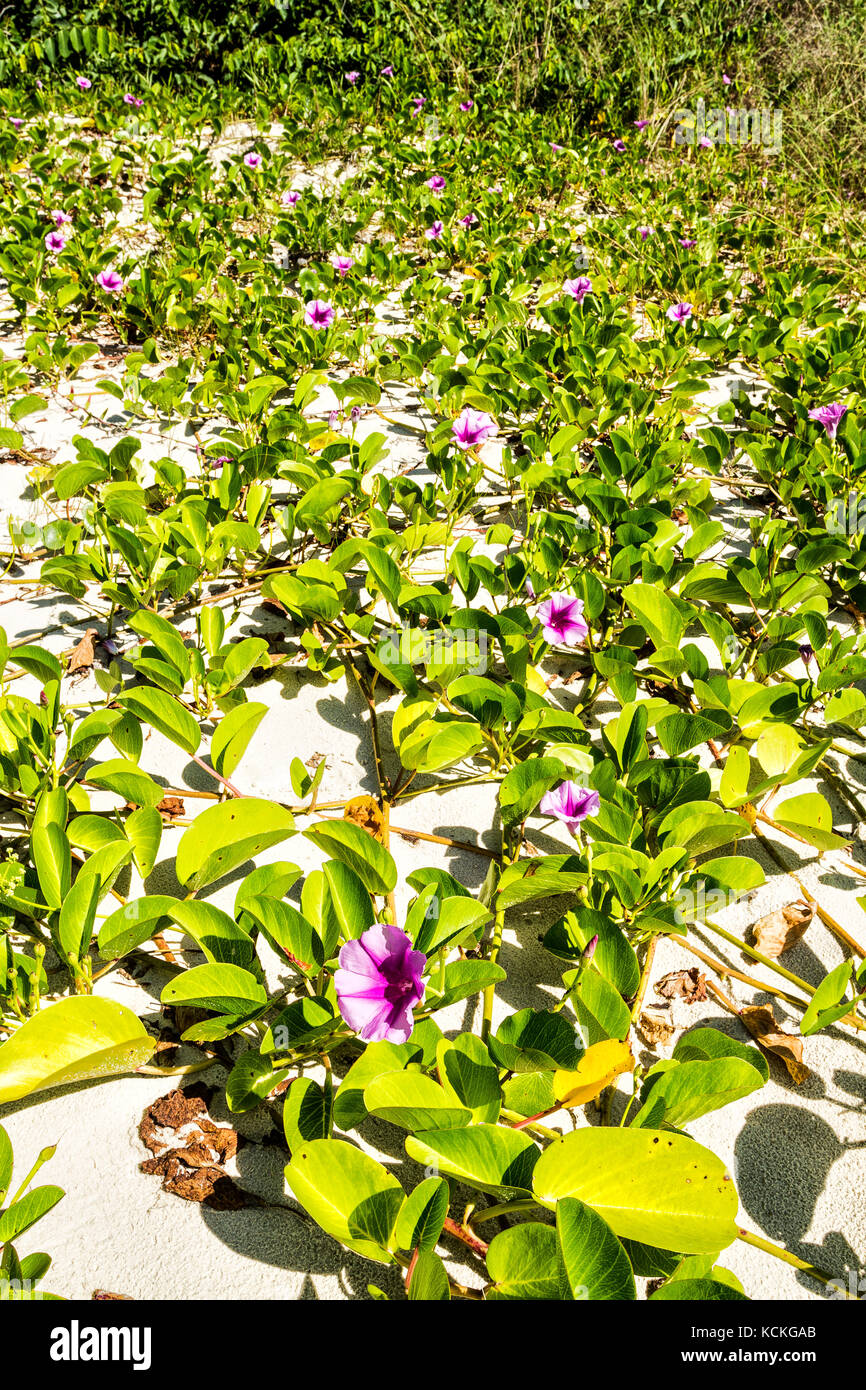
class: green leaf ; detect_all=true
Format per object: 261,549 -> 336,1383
225,1050 -> 283,1112
0,997 -> 153,1103
622,583 -> 685,649
634,1057 -> 765,1129
364,1072 -> 472,1132
408,1250 -> 451,1300
488,1008 -> 582,1072
160,963 -> 267,1015
405,1124 -> 539,1199
650,1278 -> 748,1301
262,997 -> 339,1052
436,1034 -> 501,1122
0,1187 -> 64,1245
116,687 -> 201,756
0,1125 -> 13,1204
86,758 -> 164,808
570,969 -> 631,1044
486,1224 -> 567,1299
125,806 -> 162,879
303,819 -> 397,895
673,1027 -> 768,1080
285,1138 -> 403,1263
210,702 -> 268,779
500,758 -> 568,829
532,1129 -> 739,1253
56,872 -> 100,964
31,823 -> 70,910
283,1078 -> 331,1150
773,793 -> 845,851
332,1041 -> 420,1131
394,1177 -> 449,1254
428,960 -> 506,1009
800,960 -> 855,1036
241,894 -> 323,973
322,859 -> 374,941
175,799 -> 295,889
556,1196 -> 636,1300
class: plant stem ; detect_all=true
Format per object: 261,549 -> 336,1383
736,1228 -> 855,1297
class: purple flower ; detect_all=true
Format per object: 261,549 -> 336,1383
134,98 -> 144,108
345,71 -> 360,84
679,237 -> 696,248
722,73 -> 732,85
328,409 -> 341,429
123,93 -> 136,105
304,299 -> 335,329
381,65 -> 394,76
487,181 -> 503,194
412,96 -> 426,111
10,117 -> 23,129
612,138 -> 626,152
95,269 -> 125,294
335,924 -> 426,1044
243,152 -> 262,169
638,225 -> 652,240
52,210 -> 72,226
76,77 -> 92,90
537,592 -> 589,646
425,220 -> 444,240
458,212 -> 477,226
563,276 -> 591,302
332,255 -> 353,277
698,137 -> 713,149
452,407 -> 495,451
539,781 -> 600,834
425,174 -> 446,192
550,141 -> 563,151
460,100 -> 474,111
799,644 -> 814,666
666,301 -> 693,323
808,401 -> 847,440
282,189 -> 301,207
634,119 -> 650,130
44,231 -> 67,254
350,405 -> 362,422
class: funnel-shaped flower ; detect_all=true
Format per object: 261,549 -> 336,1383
460,100 -> 474,111
637,225 -> 652,240
332,255 -> 354,277
345,71 -> 360,84
304,299 -> 335,329
282,189 -> 301,207
808,401 -> 847,440
52,210 -> 72,226
425,220 -> 444,240
564,276 -> 591,302
612,138 -> 626,152
679,238 -> 696,248
95,269 -> 125,294
335,924 -> 426,1043
539,781 -> 600,834
634,119 -> 650,130
458,212 -> 478,226
666,301 -> 693,323
381,65 -> 394,76
426,174 -> 446,192
452,407 -> 495,451
44,231 -> 67,253
76,76 -> 92,90
537,592 -> 588,645
243,152 -> 262,169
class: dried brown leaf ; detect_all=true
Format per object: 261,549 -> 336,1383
343,794 -> 387,845
155,795 -> 185,819
67,628 -> 98,675
740,1004 -> 811,1085
654,967 -> 708,1004
750,901 -> 814,958
638,1010 -> 676,1047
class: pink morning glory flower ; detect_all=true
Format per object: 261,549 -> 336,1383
52,210 -> 72,226
808,402 -> 847,440
539,781 -> 600,834
425,220 -> 444,240
488,181 -> 503,193
282,190 -> 301,207
44,231 -> 67,254
550,141 -> 563,151
304,299 -> 335,329
634,119 -> 650,129
243,152 -> 262,169
332,255 -> 353,277
426,174 -> 446,192
612,138 -> 626,152
564,276 -> 592,302
123,93 -> 136,104
95,269 -> 125,294
10,117 -> 23,128
335,924 -> 426,1044
412,96 -> 426,110
458,212 -> 477,226
345,71 -> 360,84
699,137 -> 713,149
460,100 -> 474,111
452,407 -> 495,451
76,77 -> 92,90
537,592 -> 589,646
638,225 -> 652,240
666,301 -> 693,323
679,238 -> 696,248
722,73 -> 732,84
381,65 -> 394,76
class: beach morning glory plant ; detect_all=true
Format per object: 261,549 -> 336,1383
334,925 -> 426,1043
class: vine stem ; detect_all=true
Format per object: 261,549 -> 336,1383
750,820 -> 866,958
736,1228 -> 856,1298
629,936 -> 659,1023
676,937 -> 807,1010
